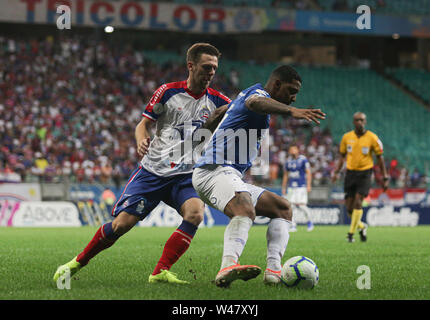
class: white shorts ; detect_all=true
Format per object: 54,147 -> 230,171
192,165 -> 266,212
285,187 -> 308,205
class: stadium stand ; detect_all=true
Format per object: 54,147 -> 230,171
291,66 -> 430,176
0,36 -> 428,188
213,60 -> 430,178
386,68 -> 430,104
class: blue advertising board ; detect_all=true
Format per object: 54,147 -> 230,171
69,184 -> 430,226
344,204 -> 430,227
295,10 -> 430,37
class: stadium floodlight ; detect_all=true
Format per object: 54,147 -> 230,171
104,26 -> 114,33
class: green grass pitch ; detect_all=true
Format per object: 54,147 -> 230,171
1,225 -> 429,300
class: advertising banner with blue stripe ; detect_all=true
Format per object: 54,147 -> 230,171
345,204 -> 430,227
1,1 -> 429,37
295,10 -> 430,37
138,203 -> 342,227
0,0 -> 262,33
70,184 -> 430,226
296,10 -> 363,35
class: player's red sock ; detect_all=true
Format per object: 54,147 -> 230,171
152,220 -> 197,275
76,222 -> 120,266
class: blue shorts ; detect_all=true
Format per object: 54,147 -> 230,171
112,166 -> 199,220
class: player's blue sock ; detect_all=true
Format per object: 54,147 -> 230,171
178,219 -> 198,237
102,221 -> 121,241
76,222 -> 120,266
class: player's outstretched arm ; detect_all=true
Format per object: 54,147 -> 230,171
245,96 -> 325,124
135,117 -> 155,157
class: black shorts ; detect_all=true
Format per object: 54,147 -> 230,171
344,169 -> 372,199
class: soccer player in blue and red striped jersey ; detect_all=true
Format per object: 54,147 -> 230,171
53,43 -> 231,284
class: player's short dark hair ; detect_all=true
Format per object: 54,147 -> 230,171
186,43 -> 221,63
270,65 -> 302,84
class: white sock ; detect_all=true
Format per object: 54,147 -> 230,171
299,205 -> 312,223
291,204 -> 298,227
220,216 -> 253,270
266,218 -> 291,271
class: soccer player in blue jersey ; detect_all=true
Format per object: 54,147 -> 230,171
192,65 -> 325,287
282,145 -> 314,232
53,43 -> 231,285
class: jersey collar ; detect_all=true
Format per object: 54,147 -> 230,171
354,129 -> 367,138
183,80 -> 207,100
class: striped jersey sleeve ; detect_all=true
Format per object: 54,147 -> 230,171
372,133 -> 384,155
207,88 -> 232,108
142,84 -> 169,121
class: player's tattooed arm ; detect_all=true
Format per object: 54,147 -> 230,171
135,117 -> 155,157
245,96 -> 325,124
201,104 -> 229,133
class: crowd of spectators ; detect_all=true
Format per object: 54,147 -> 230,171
0,35 -> 427,188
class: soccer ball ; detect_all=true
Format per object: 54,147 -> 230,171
281,256 -> 319,289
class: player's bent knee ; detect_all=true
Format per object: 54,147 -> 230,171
183,210 -> 204,226
245,210 -> 256,221
112,211 -> 139,236
181,198 -> 205,226
232,205 -> 256,221
225,194 -> 256,221
277,198 -> 292,221
111,221 -> 130,236
232,210 -> 256,221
